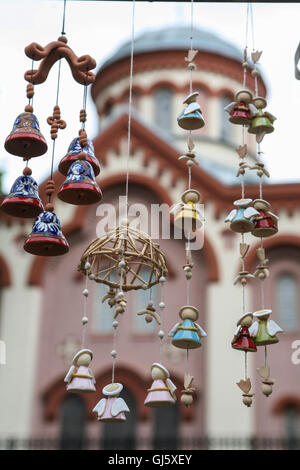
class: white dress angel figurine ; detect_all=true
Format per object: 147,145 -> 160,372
64,349 -> 96,393
93,383 -> 130,423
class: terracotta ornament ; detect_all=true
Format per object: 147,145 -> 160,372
170,189 -> 204,232
181,373 -> 195,407
225,198 -> 260,233
248,97 -> 276,143
144,363 -> 177,408
224,89 -> 258,126
177,92 -> 205,130
1,171 -> 43,218
232,312 -> 257,352
236,378 -> 254,407
249,309 -> 283,346
64,349 -> 96,393
58,136 -> 100,176
251,199 -> 278,238
58,160 -> 102,205
93,383 -> 130,423
5,112 -> 48,159
169,305 -> 207,349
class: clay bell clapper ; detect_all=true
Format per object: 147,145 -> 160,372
172,189 -> 203,232
5,112 -> 47,158
58,160 -> 102,205
1,168 -> 43,218
177,92 -> 205,130
225,198 -> 260,233
24,209 -> 69,256
225,90 -> 256,126
251,199 -> 278,238
58,136 -> 100,176
248,97 -> 276,142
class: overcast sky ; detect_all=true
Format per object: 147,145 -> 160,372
0,1 -> 299,193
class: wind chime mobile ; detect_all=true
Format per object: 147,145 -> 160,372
224,3 -> 283,407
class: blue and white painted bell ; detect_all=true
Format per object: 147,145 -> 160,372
58,160 -> 102,205
177,92 -> 205,130
24,210 -> 69,256
58,136 -> 100,176
1,173 -> 44,218
225,198 -> 260,233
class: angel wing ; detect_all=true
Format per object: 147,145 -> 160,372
225,209 -> 237,223
64,365 -> 76,384
184,102 -> 200,115
224,102 -> 236,114
248,103 -> 258,116
267,211 -> 279,221
195,323 -> 207,338
244,207 -> 260,220
92,398 -> 106,417
267,319 -> 283,336
264,112 -> 276,123
168,323 -> 180,337
234,325 -> 242,336
249,321 -> 259,337
165,378 -> 177,397
88,368 -> 96,385
169,203 -> 182,215
111,397 -> 130,417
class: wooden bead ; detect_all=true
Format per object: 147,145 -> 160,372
45,203 -> 54,211
80,109 -> 87,122
58,35 -> 68,44
24,104 -> 33,113
145,314 -> 153,323
23,167 -> 32,176
26,84 -> 34,99
251,69 -> 260,77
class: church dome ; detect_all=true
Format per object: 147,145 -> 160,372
101,25 -> 243,70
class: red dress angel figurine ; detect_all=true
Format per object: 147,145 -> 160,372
232,312 -> 257,352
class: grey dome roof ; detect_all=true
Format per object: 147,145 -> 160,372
101,25 -> 243,70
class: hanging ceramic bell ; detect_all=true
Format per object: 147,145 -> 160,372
249,309 -> 283,346
93,383 -> 130,423
225,198 -> 260,233
24,209 -> 69,256
58,136 -> 100,176
57,160 -> 102,205
231,312 -> 257,352
248,97 -> 276,142
144,363 -> 177,408
169,306 -> 207,349
64,349 -> 96,393
177,92 -> 205,130
251,199 -> 278,238
171,189 -> 203,232
1,171 -> 43,218
5,112 -> 47,158
224,90 -> 257,126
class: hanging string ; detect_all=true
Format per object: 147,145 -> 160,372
189,0 -> 194,94
61,0 -> 67,36
245,351 -> 248,379
125,0 -> 136,220
249,2 -> 255,52
159,281 -> 165,365
185,348 -> 190,375
81,269 -> 89,348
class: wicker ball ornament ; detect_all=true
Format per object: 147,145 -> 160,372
78,223 -> 167,292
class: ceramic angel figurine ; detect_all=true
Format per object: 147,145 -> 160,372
232,312 -> 257,352
177,92 -> 205,130
169,305 -> 207,349
93,383 -> 130,423
224,89 -> 258,126
248,97 -> 276,143
144,363 -> 177,407
249,309 -> 283,346
64,349 -> 96,393
170,189 -> 204,232
225,198 -> 260,233
251,199 -> 278,238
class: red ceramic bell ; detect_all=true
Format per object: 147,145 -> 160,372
57,160 -> 102,206
1,170 -> 44,218
251,199 -> 278,238
229,102 -> 251,125
58,136 -> 100,176
232,313 -> 257,353
24,209 -> 69,256
5,112 -> 47,158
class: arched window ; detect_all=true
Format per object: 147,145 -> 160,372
59,395 -> 86,449
276,273 -> 298,332
100,388 -> 137,450
220,94 -> 233,142
154,87 -> 173,132
153,402 -> 179,449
